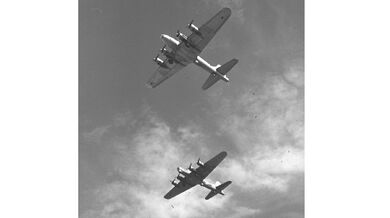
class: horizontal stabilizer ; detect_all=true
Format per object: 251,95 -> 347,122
205,190 -> 218,200
216,59 -> 238,75
205,181 -> 232,200
202,59 -> 238,90
216,180 -> 232,191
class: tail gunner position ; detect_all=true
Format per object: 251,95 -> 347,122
147,8 -> 238,90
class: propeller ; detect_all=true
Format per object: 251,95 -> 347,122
170,179 -> 178,186
160,45 -> 166,53
188,163 -> 192,169
188,19 -> 194,28
197,158 -> 204,166
153,54 -> 159,61
176,30 -> 180,37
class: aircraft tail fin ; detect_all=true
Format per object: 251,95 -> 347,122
201,59 -> 238,90
205,181 -> 232,200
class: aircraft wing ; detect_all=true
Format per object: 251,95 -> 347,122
195,151 -> 227,179
188,8 -> 232,52
146,60 -> 186,88
164,181 -> 196,199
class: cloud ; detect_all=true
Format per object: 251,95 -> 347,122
221,146 -> 303,192
205,61 -> 304,193
80,68 -> 304,218
80,1 -> 304,217
283,65 -> 304,88
80,26 -> 303,218
226,206 -> 261,218
80,109 -> 256,218
211,72 -> 303,147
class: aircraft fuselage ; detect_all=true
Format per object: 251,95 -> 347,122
148,8 -> 237,90
177,167 -> 202,185
200,180 -> 224,195
161,34 -> 197,64
160,34 -> 229,82
176,166 -> 222,194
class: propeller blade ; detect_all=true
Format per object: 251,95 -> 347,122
189,163 -> 192,169
176,30 -> 180,37
188,19 -> 194,27
160,45 -> 166,53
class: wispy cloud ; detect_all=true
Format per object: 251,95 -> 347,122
221,146 -> 303,192
80,60 -> 304,217
226,206 -> 261,218
205,58 -> 304,194
80,109 -> 257,218
80,70 -> 303,218
80,1 -> 303,217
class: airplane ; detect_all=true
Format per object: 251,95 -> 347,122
146,8 -> 238,90
164,151 -> 232,200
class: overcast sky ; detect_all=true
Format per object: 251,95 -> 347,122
79,0 -> 304,218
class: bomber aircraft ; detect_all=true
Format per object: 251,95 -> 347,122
164,151 -> 232,200
147,8 -> 238,90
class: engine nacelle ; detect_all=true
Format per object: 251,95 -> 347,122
177,167 -> 190,175
189,165 -> 196,172
176,31 -> 188,42
161,47 -> 173,59
153,55 -> 165,66
177,173 -> 186,181
188,22 -> 201,35
171,179 -> 180,186
197,159 -> 204,167
160,47 -> 168,55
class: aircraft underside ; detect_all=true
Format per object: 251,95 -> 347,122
165,151 -> 232,200
147,7 -> 237,90
161,34 -> 230,82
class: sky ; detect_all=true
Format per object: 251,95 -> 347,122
79,0 -> 304,218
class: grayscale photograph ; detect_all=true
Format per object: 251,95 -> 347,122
80,0 -> 304,217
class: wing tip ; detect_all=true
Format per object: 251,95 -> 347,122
221,7 -> 232,16
219,151 -> 227,157
145,82 -> 156,88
